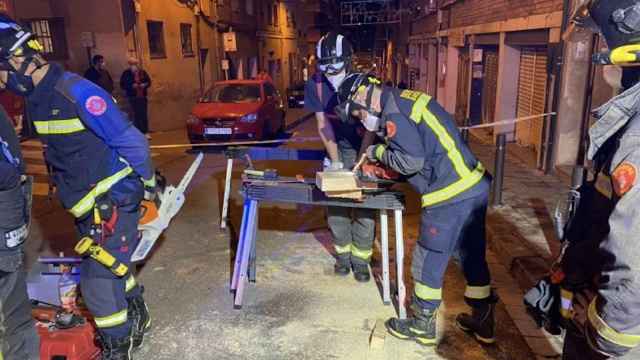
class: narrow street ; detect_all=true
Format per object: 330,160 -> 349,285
25,109 -> 535,359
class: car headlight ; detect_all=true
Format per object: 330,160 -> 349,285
240,113 -> 257,123
187,115 -> 200,125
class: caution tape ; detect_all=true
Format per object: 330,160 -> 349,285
149,133 -> 321,149
149,113 -> 555,149
459,112 -> 556,130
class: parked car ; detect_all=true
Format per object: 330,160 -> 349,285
286,81 -> 305,108
187,79 -> 286,143
0,90 -> 25,136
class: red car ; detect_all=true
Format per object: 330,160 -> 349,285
187,79 -> 286,143
0,90 -> 24,135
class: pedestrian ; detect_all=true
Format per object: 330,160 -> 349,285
84,54 -> 114,94
555,1 -> 640,358
337,73 -> 495,346
304,32 -> 377,282
0,15 -> 154,359
120,58 -> 152,139
0,106 -> 39,360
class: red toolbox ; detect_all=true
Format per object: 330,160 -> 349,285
34,307 -> 101,360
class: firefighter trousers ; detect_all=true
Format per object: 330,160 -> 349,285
76,200 -> 143,340
0,269 -> 40,360
412,192 -> 492,310
328,144 -> 375,265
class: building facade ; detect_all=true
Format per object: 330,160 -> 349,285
8,0 -> 307,131
382,0 -> 620,174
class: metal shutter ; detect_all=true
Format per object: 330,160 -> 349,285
481,51 -> 498,125
516,48 -> 548,154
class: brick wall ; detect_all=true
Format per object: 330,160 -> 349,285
448,0 -> 563,28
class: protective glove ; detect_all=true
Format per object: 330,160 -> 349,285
328,161 -> 344,171
366,145 -> 379,163
143,174 -> 157,201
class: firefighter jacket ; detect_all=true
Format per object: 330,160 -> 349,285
0,107 -> 31,273
371,88 -> 490,208
26,63 -> 154,219
583,81 -> 640,358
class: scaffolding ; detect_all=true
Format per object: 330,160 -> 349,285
340,0 -> 401,26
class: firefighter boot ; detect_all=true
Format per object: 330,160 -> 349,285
128,295 -> 152,350
385,306 -> 437,346
99,334 -> 133,360
334,253 -> 351,276
456,295 -> 498,344
352,262 -> 370,283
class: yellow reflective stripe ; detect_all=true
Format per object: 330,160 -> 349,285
351,245 -> 372,261
143,176 -> 156,188
464,285 -> 491,300
409,94 -> 431,123
33,118 -> 85,134
420,105 -> 470,178
375,145 -> 386,161
415,282 -> 442,301
69,166 -> 134,218
421,163 -> 485,207
334,244 -> 351,255
125,275 -> 137,292
588,297 -> 640,348
94,309 -> 128,328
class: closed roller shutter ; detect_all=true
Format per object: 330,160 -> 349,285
481,51 -> 498,126
516,48 -> 548,155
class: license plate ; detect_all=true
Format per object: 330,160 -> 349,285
298,100 -> 305,105
205,127 -> 232,135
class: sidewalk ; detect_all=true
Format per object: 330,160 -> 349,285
469,130 -> 570,358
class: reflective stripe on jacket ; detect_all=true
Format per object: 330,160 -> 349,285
375,88 -> 489,208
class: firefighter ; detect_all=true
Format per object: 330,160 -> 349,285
559,1 -> 640,358
304,32 -> 376,282
337,73 -> 496,346
0,106 -> 39,359
0,15 -> 152,359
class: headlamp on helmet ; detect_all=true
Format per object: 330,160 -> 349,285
317,32 -> 353,75
335,73 -> 382,122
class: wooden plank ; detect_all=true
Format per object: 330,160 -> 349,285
325,190 -> 363,200
369,319 -> 387,351
316,171 -> 360,192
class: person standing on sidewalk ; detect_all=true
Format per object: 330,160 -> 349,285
0,106 -> 39,359
559,1 -> 640,358
120,58 -> 151,139
0,15 -> 154,359
84,54 -> 114,94
304,32 -> 376,282
338,73 -> 495,346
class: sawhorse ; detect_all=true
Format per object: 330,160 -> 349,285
220,147 -> 326,229
230,180 -> 408,319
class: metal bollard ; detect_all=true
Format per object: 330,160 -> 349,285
492,133 -> 507,206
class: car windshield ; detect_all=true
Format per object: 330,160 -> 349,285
201,84 -> 261,103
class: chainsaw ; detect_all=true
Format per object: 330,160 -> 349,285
132,152 -> 204,262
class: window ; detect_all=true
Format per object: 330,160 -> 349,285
147,20 -> 166,59
246,0 -> 254,16
266,3 -> 272,25
273,4 -> 278,26
202,84 -> 261,103
180,23 -> 194,57
27,18 -> 68,60
231,0 -> 240,12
